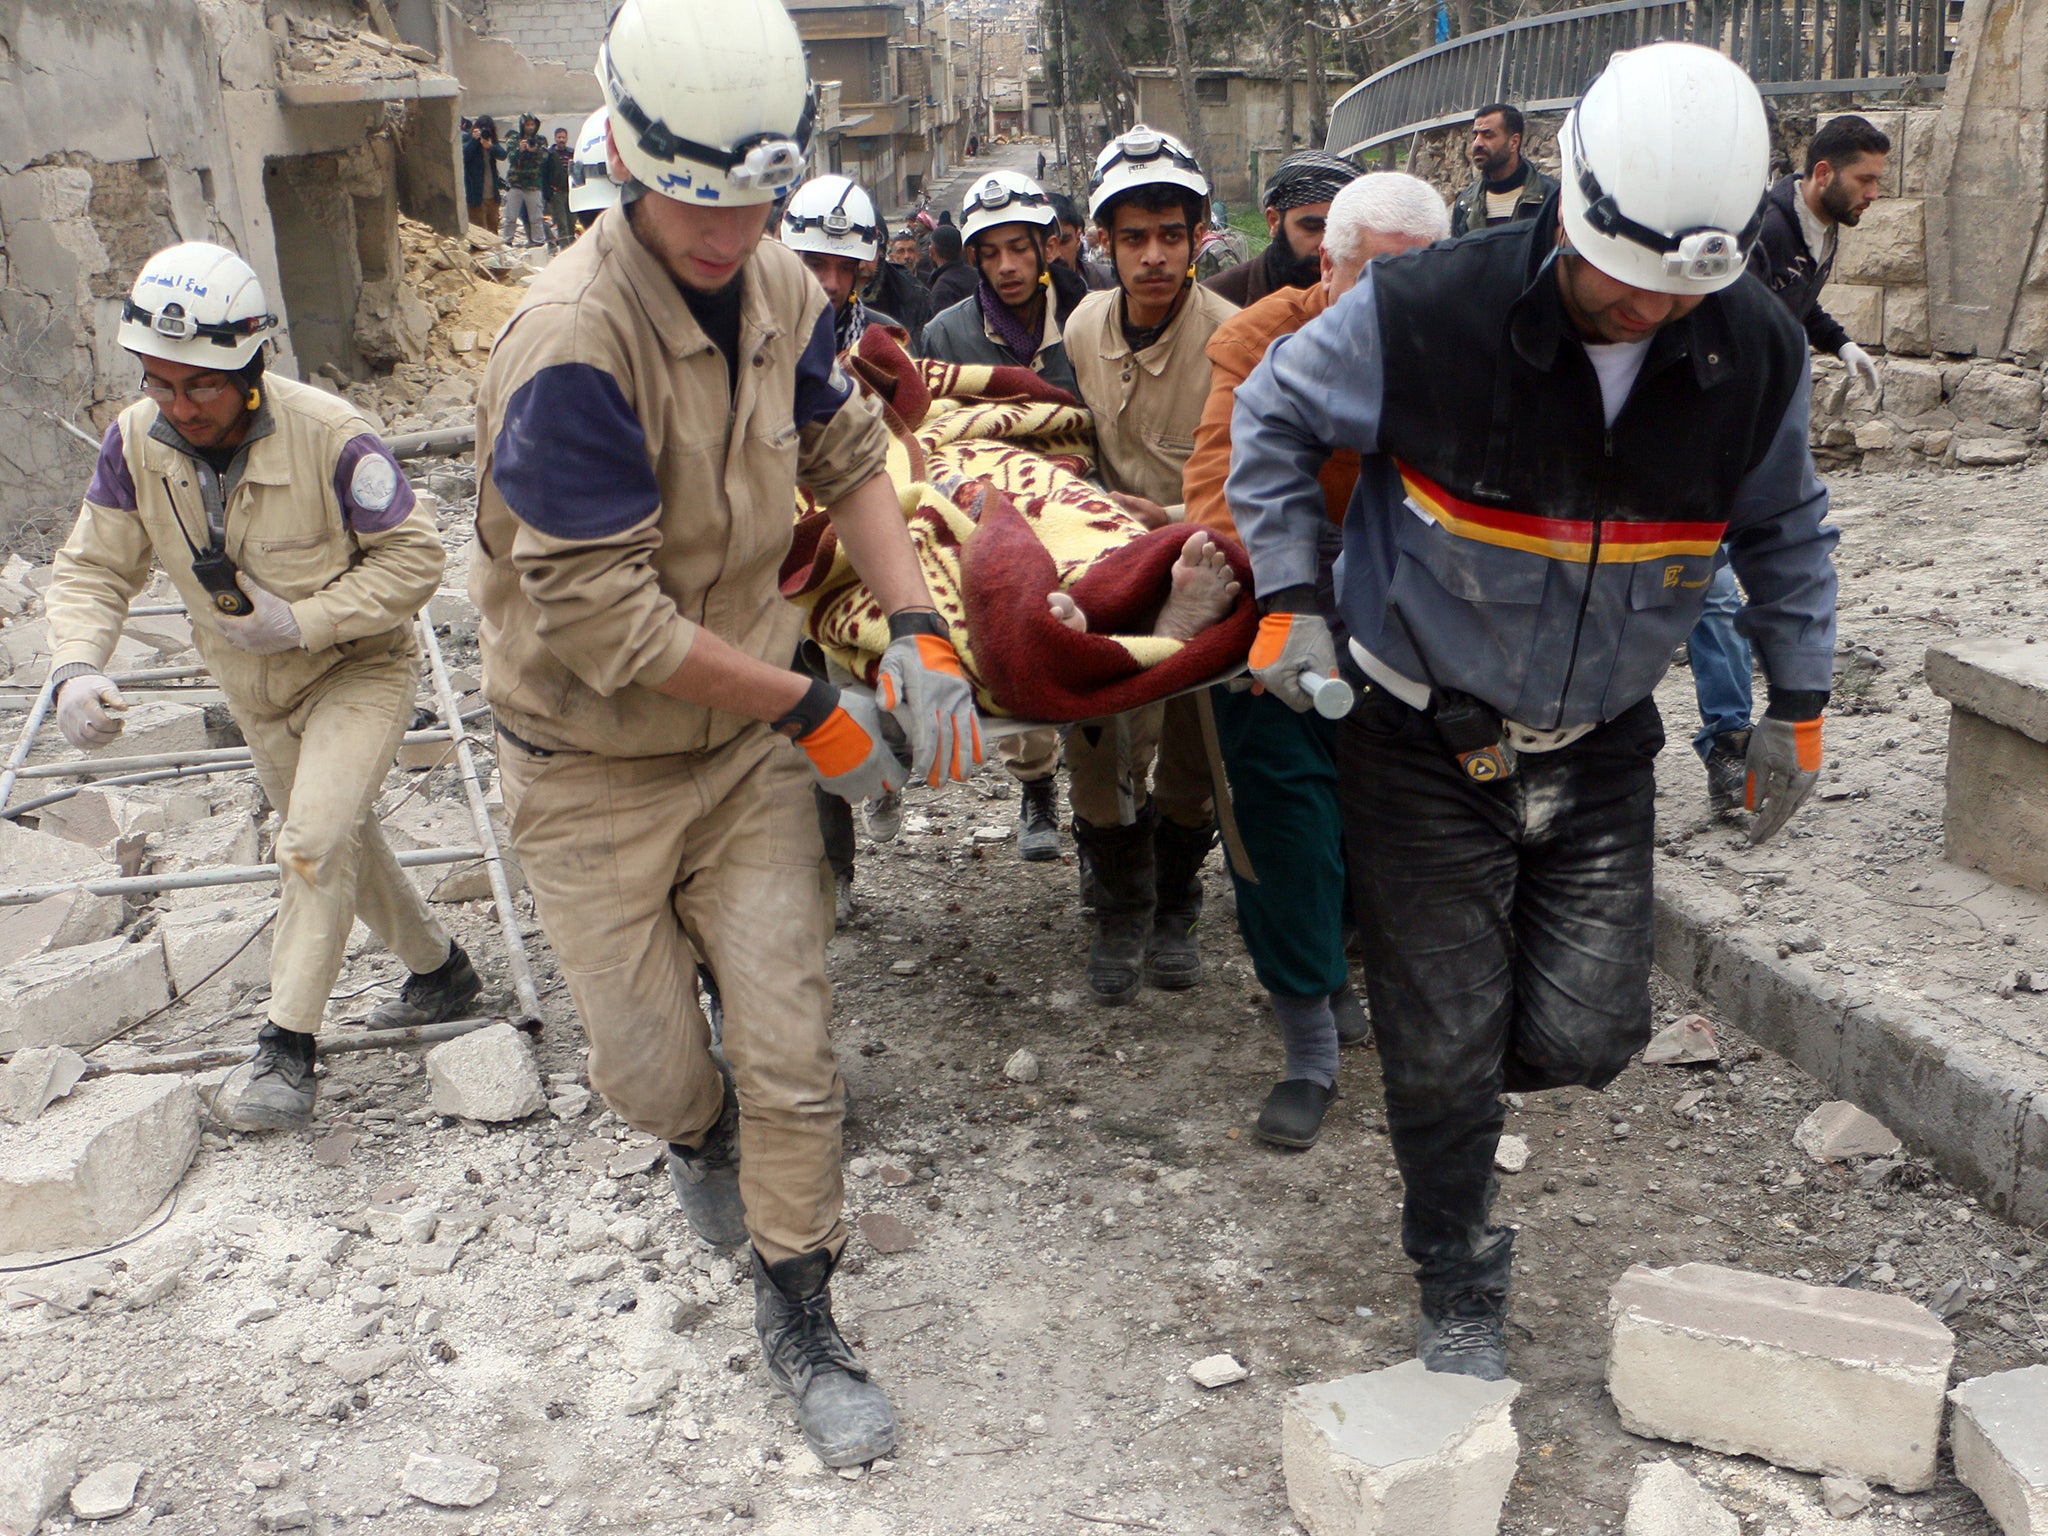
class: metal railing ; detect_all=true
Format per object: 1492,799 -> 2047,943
1327,0 -> 1952,155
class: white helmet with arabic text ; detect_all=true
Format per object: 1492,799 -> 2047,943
959,169 -> 1057,244
781,175 -> 882,261
117,242 -> 275,371
1087,125 -> 1210,226
569,107 -> 620,214
596,0 -> 815,206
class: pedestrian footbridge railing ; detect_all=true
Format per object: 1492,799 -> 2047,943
1326,0 -> 1952,156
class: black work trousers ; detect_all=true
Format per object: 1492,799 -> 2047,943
1337,689 -> 1662,1284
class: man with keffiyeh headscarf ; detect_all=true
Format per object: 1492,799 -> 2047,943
1205,150 -> 1366,308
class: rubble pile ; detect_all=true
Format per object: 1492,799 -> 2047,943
339,218 -> 529,436
278,15 -> 439,82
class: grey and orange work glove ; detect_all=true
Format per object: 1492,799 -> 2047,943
876,611 -> 984,787
52,669 -> 127,751
1248,589 -> 1337,714
1745,698 -> 1825,845
777,676 -> 907,806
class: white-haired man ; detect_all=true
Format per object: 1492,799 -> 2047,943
1184,174 -> 1448,1151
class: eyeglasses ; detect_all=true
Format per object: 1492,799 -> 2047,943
140,377 -> 237,406
1570,118 -> 1763,283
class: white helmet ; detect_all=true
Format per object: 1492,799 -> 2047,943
1087,125 -> 1210,225
1561,43 -> 1770,296
781,175 -> 882,262
118,242 -> 275,371
596,0 -> 815,207
959,169 -> 1056,244
568,107 -> 620,214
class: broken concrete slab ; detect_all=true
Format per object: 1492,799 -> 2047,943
1794,1101 -> 1904,1162
1949,1365 -> 2048,1536
1820,1475 -> 1875,1518
1188,1353 -> 1248,1389
146,810 -> 262,880
159,899 -> 274,996
400,1451 -> 498,1508
429,838 -> 524,903
110,700 -> 210,757
0,817 -> 116,888
0,1046 -> 87,1124
0,1436 -> 77,1535
0,887 -> 124,969
68,1460 -> 142,1521
1607,1262 -> 1952,1491
1623,1460 -> 1738,1536
0,1072 -> 199,1255
0,936 -> 171,1055
424,1023 -> 543,1121
1281,1358 -> 1520,1536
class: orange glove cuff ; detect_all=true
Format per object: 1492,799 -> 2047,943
1248,613 -> 1294,671
1794,716 -> 1823,772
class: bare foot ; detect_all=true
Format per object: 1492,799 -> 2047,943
1047,591 -> 1088,633
1153,530 -> 1242,641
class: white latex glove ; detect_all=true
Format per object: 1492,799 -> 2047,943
1839,342 -> 1880,398
213,574 -> 303,655
55,673 -> 127,751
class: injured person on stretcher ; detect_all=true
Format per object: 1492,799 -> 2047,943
780,327 -> 1258,724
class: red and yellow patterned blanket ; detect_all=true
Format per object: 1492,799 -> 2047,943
780,327 -> 1256,721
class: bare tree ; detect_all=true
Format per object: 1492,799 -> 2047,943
1162,0 -> 1217,179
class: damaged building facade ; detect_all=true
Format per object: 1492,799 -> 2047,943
0,0 -> 466,549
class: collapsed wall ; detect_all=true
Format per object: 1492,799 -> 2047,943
0,0 -> 463,551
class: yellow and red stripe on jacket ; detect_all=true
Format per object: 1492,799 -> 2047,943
1398,462 -> 1725,568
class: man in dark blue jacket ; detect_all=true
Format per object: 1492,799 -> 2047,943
1230,44 -> 1837,1382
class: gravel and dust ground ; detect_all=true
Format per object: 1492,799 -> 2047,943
2,462 -> 2043,1536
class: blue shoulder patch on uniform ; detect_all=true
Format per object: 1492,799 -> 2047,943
792,308 -> 854,427
492,362 -> 661,540
85,421 -> 137,511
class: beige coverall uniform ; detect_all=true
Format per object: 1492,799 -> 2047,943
471,209 -> 891,1266
46,376 -> 452,1033
1059,282 -> 1239,830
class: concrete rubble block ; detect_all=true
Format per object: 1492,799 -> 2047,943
1949,1365 -> 2048,1536
1950,366 -> 2045,431
1606,1262 -> 1952,1491
112,700 -> 211,758
0,817 -> 115,889
0,1072 -> 200,1255
1817,282 -> 1884,347
68,1460 -> 143,1521
355,279 -> 433,367
160,899 -> 275,996
430,839 -> 524,903
0,1436 -> 77,1536
0,1046 -> 87,1124
1879,357 -> 1946,416
1794,1101 -> 1903,1162
1884,285 -> 1931,357
1830,197 -> 1925,285
1953,436 -> 2033,467
0,936 -> 171,1055
1925,636 -> 2048,897
1281,1358 -> 1520,1536
424,1024 -> 544,1122
400,1451 -> 499,1509
1927,636 -> 2048,745
1623,1459 -> 1738,1536
0,888 -> 124,968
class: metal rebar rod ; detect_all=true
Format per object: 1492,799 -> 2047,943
10,726 -> 461,782
0,675 -> 55,817
0,846 -> 482,907
387,425 -> 477,461
76,1014 -> 511,1079
1,763 -> 251,819
418,617 -> 543,1028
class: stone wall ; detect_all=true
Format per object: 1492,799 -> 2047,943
462,0 -> 608,68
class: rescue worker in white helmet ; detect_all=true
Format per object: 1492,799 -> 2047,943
1232,44 -> 1836,1381
567,106 -> 619,232
45,242 -> 478,1132
471,0 -> 982,1469
1055,126 -> 1239,1007
918,167 -> 1086,866
780,174 -> 901,352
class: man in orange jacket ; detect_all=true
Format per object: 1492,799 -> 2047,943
1183,172 -> 1447,1149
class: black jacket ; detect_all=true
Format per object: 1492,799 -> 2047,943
927,261 -> 978,313
1449,162 -> 1558,238
1747,175 -> 1849,357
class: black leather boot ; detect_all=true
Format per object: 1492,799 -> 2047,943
1417,1234 -> 1514,1381
1145,817 -> 1215,991
754,1247 -> 898,1466
1016,776 -> 1061,862
1070,808 -> 1156,1006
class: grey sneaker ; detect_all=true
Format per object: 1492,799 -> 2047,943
755,1247 -> 897,1467
863,789 -> 903,842
668,1065 -> 746,1249
226,1024 -> 317,1131
362,943 -> 482,1030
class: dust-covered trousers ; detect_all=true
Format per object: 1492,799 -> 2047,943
239,649 -> 452,1034
1065,694 -> 1213,830
1336,689 -> 1662,1283
497,722 -> 846,1265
